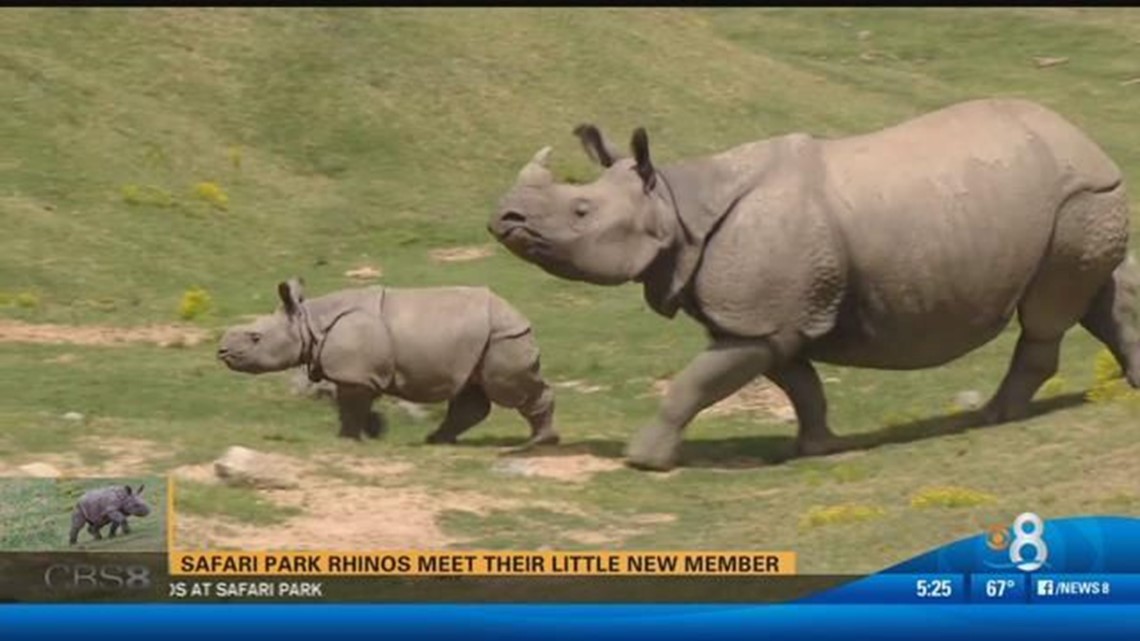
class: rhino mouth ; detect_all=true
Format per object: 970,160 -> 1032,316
496,225 -> 552,257
493,225 -> 601,283
217,350 -> 264,374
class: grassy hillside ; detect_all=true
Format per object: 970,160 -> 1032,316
1,8 -> 1138,573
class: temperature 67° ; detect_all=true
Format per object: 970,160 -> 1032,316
985,578 -> 1017,598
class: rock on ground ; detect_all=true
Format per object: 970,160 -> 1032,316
954,390 -> 984,411
214,446 -> 300,490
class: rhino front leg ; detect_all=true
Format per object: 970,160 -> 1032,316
766,358 -> 842,457
107,511 -> 128,538
335,384 -> 376,440
363,410 -> 387,439
427,384 -> 491,445
626,337 -> 777,471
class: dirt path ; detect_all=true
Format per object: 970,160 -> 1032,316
0,319 -> 209,347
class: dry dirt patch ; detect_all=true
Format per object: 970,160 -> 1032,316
172,450 -> 586,550
494,453 -> 624,483
553,379 -> 611,394
428,245 -> 495,263
0,320 -> 209,347
175,482 -> 582,551
652,378 -> 796,422
0,437 -> 163,478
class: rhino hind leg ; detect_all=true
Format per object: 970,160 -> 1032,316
478,331 -> 560,447
1080,257 -> 1140,388
982,185 -> 1135,422
426,384 -> 490,444
982,336 -> 1063,425
517,383 -> 558,448
766,359 -> 842,457
68,510 -> 85,545
627,337 -> 778,471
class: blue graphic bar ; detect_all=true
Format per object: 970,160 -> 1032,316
1029,574 -> 1140,604
5,604 -> 1140,641
808,573 -> 1140,604
804,573 -> 966,604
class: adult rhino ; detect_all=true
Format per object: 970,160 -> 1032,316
488,98 -> 1140,472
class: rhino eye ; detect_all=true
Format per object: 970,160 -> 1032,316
574,200 -> 591,217
249,333 -> 262,344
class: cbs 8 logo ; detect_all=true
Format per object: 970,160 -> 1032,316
1009,513 -> 1048,572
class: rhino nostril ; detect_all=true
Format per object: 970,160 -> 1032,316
500,211 -> 526,224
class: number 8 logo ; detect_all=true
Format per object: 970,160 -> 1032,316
1009,513 -> 1048,572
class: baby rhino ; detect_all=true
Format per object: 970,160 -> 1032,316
69,484 -> 150,545
218,279 -> 558,448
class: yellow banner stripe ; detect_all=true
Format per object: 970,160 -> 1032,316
170,551 -> 796,576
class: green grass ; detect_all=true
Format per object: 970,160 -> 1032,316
1,8 -> 1139,572
174,481 -> 302,526
0,477 -> 167,551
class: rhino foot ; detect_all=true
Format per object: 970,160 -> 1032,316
501,431 -> 561,455
363,412 -> 387,439
794,435 -> 846,458
977,400 -> 1031,427
624,424 -> 682,472
526,430 -> 561,448
1126,361 -> 1140,389
425,431 -> 458,445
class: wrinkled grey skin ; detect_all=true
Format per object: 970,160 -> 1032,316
69,485 -> 150,545
218,279 -> 558,448
489,98 -> 1140,471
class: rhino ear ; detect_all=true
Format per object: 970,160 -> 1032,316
124,485 -> 133,495
572,124 -> 623,168
277,278 -> 305,316
630,127 -> 656,193
137,484 -> 145,495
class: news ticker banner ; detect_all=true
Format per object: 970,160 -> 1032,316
169,550 -> 796,576
1,516 -> 1139,605
1,551 -> 839,604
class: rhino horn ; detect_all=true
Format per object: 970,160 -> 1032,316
530,146 -> 553,168
516,146 -> 554,186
